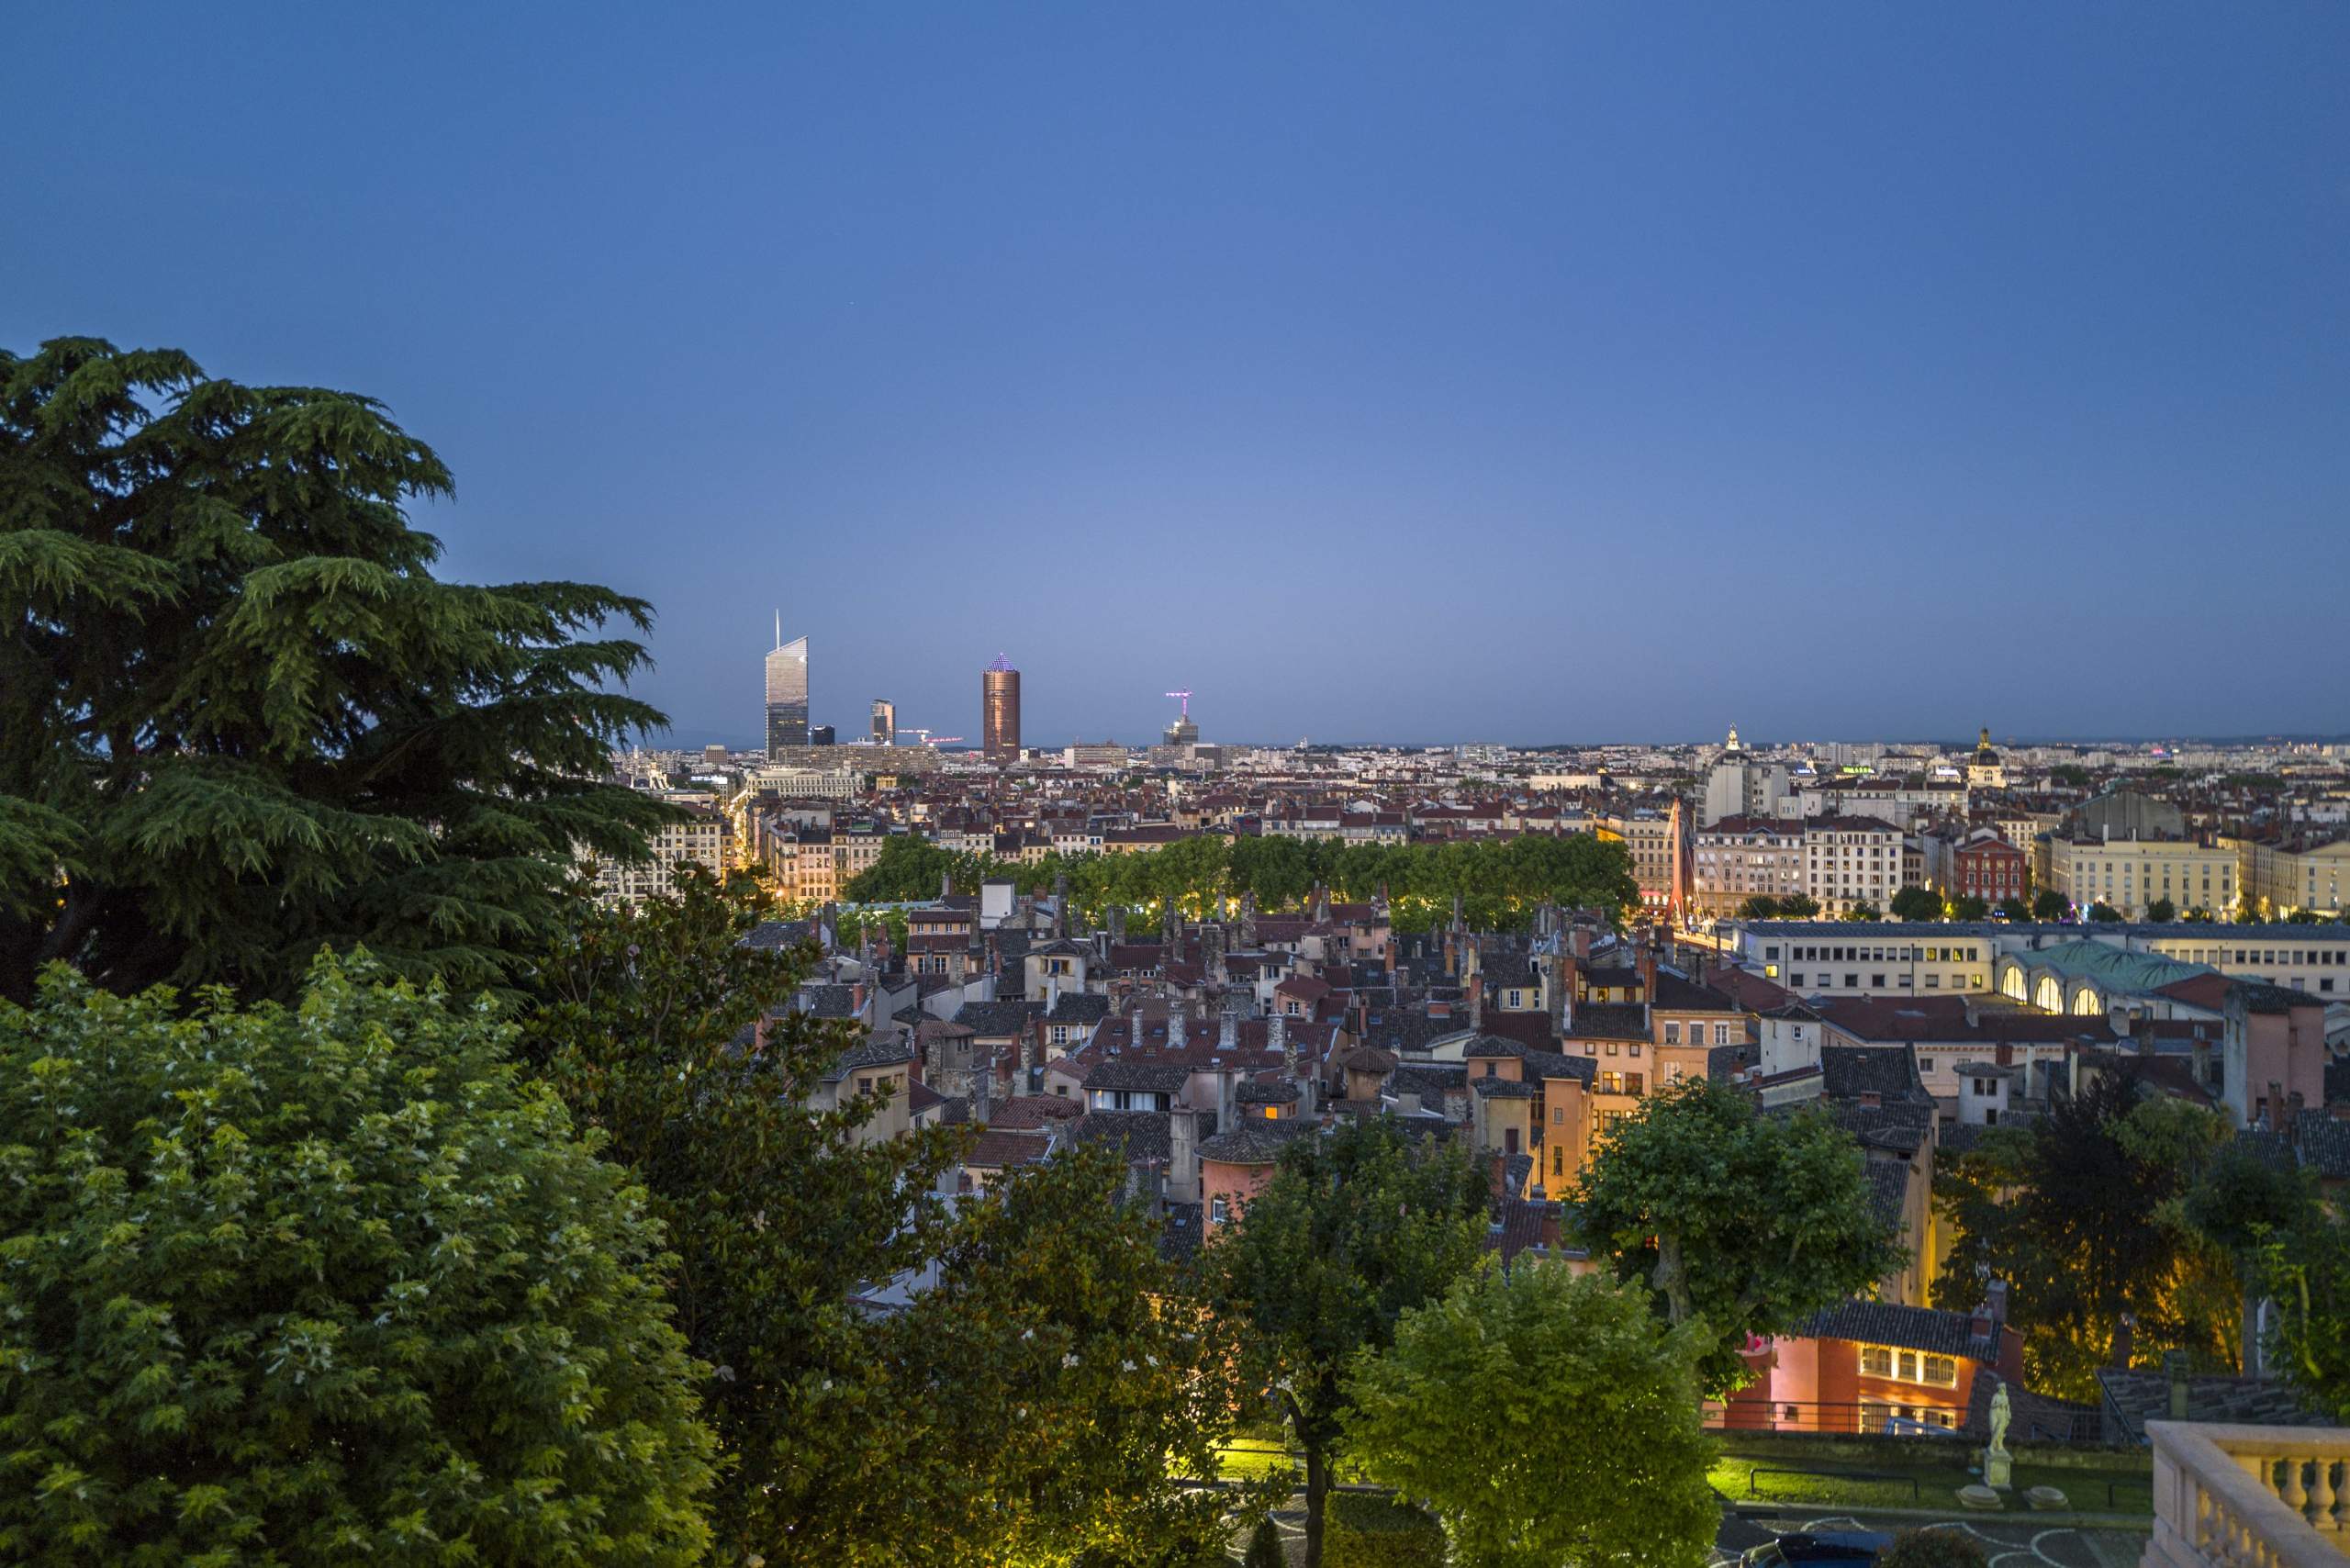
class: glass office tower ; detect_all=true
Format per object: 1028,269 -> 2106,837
766,632 -> 809,757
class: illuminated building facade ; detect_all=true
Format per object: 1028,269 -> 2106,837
982,655 -> 1021,762
765,622 -> 810,758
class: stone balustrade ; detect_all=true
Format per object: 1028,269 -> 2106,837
2143,1419 -> 2350,1567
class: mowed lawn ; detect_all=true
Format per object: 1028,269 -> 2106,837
1710,1450 -> 2154,1516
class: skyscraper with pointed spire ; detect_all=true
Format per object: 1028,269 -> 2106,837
765,612 -> 809,758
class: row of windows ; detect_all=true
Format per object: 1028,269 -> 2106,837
1769,945 -> 1979,963
1791,972 -> 1987,991
2172,946 -> 2350,967
1859,1403 -> 1957,1433
1859,1345 -> 1959,1386
1662,1022 -> 1737,1046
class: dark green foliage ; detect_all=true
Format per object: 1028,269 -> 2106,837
1878,1529 -> 1990,1568
1244,1515 -> 1287,1568
1572,1078 -> 1903,1398
521,869 -> 967,1562
1738,895 -> 1781,920
1343,1262 -> 1718,1568
1997,895 -> 2031,922
2086,902 -> 2122,923
845,833 -> 1644,932
0,956 -> 716,1565
1321,1494 -> 1444,1568
2146,898 -> 2177,923
840,833 -> 971,902
1776,893 -> 1821,918
1947,895 -> 1990,922
2256,1209 -> 2350,1421
1933,1078 -> 2238,1396
883,1141 -> 1270,1566
2031,889 -> 2068,921
1204,1119 -> 1489,1568
1889,885 -> 1944,922
0,337 -> 674,1003
2183,1138 -> 2316,1260
1845,901 -> 1881,921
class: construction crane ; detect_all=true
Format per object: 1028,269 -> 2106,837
1164,689 -> 1193,716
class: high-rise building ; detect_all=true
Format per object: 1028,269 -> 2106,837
765,615 -> 809,758
870,698 -> 895,745
981,655 -> 1021,762
810,724 -> 835,746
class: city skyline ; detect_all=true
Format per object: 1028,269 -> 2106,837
10,6 -> 2348,746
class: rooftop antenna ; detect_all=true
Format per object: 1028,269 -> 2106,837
1165,689 -> 1193,717
774,609 -> 781,650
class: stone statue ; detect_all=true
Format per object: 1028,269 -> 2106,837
1983,1380 -> 2013,1489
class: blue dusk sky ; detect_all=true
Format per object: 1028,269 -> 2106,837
6,4 -> 2346,747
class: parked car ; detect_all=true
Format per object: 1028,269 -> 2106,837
1741,1530 -> 1895,1565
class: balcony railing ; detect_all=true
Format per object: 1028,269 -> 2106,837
2144,1419 -> 2350,1567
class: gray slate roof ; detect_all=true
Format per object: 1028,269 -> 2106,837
1519,1049 -> 1596,1086
743,920 -> 815,951
953,1000 -> 1038,1037
799,983 -> 861,1019
1076,1110 -> 1173,1164
1566,1003 -> 1651,1040
1796,1300 -> 1991,1359
1818,1045 -> 1930,1103
1081,1058 -> 1192,1093
1199,1119 -> 1310,1164
817,1033 -> 917,1084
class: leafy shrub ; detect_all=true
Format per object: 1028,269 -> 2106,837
0,958 -> 715,1564
1323,1491 -> 1444,1568
1878,1528 -> 1991,1568
1243,1514 -> 1286,1568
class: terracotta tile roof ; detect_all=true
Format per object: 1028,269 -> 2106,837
988,1094 -> 1085,1129
965,1128 -> 1054,1170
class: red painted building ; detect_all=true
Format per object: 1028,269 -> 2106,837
1718,1291 -> 2025,1437
1952,835 -> 2028,907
